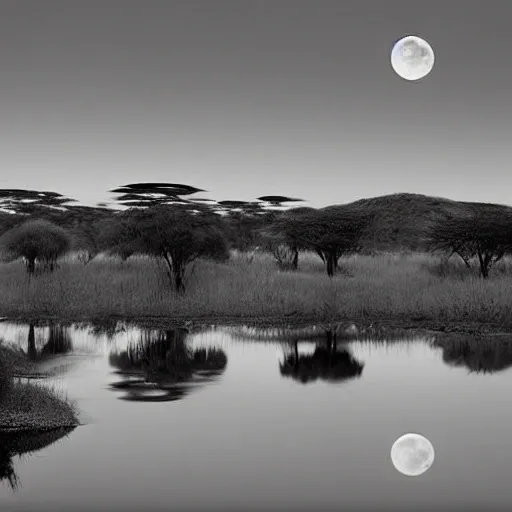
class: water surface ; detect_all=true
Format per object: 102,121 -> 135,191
1,322 -> 512,512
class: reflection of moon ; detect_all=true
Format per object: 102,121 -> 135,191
391,35 -> 434,81
391,433 -> 435,476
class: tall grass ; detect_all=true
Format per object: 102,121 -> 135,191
0,341 -> 79,430
0,251 -> 511,325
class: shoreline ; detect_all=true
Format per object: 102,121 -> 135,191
2,313 -> 512,336
0,346 -> 80,433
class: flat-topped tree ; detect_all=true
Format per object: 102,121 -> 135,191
0,189 -> 115,264
257,195 -> 304,207
0,189 -> 77,215
424,204 -> 512,278
101,201 -> 229,291
110,182 -> 206,209
271,206 -> 373,277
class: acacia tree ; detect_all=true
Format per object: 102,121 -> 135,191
425,206 -> 512,278
0,189 -> 77,214
271,206 -> 372,277
112,205 -> 229,292
110,182 -> 206,208
0,219 -> 71,274
0,188 -> 113,264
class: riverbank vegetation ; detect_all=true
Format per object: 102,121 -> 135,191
2,186 -> 512,330
0,342 -> 79,432
0,250 -> 511,327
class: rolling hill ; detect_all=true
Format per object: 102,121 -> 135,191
324,193 -> 512,251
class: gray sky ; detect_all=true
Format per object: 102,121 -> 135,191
0,0 -> 510,208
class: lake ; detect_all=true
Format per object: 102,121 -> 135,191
1,322 -> 512,511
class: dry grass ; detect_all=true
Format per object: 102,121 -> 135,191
0,251 -> 511,325
0,342 -> 79,431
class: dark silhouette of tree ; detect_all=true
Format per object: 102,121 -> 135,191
27,324 -> 37,361
0,189 -> 77,215
279,337 -> 364,384
271,206 -> 372,277
0,428 -> 75,491
425,205 -> 512,278
0,219 -> 71,274
435,335 -> 512,373
109,328 -> 228,402
111,205 -> 229,292
257,195 -> 303,206
23,323 -> 73,362
40,325 -> 73,359
110,182 -> 206,208
0,189 -> 114,265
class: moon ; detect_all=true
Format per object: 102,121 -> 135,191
391,35 -> 435,81
390,433 -> 435,476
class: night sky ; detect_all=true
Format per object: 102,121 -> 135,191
0,0 -> 510,208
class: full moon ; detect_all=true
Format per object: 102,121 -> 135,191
391,35 -> 435,81
390,433 -> 435,476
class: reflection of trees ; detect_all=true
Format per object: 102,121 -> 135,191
85,321 -> 126,340
0,427 -> 75,491
279,337 -> 364,384
25,324 -> 73,362
108,329 -> 227,402
435,335 -> 512,374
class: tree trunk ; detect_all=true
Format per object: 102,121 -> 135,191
162,252 -> 174,285
292,246 -> 299,270
316,249 -> 325,263
477,249 -> 489,279
454,249 -> 471,269
27,257 -> 35,275
173,265 -> 186,293
27,324 -> 37,361
326,252 -> 336,277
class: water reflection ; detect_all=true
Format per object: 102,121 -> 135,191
108,328 -> 228,401
279,337 -> 364,384
434,334 -> 512,374
25,323 -> 73,362
0,427 -> 75,491
79,321 -> 127,341
3,320 -> 512,510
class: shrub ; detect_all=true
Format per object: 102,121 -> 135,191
0,219 -> 71,274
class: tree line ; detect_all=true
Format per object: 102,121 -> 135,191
1,184 -> 512,292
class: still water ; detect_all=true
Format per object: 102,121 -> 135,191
1,322 -> 512,512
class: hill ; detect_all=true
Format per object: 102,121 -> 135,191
324,193 -> 512,251
2,190 -> 512,254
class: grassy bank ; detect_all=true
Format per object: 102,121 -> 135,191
0,251 -> 512,331
0,343 -> 79,432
